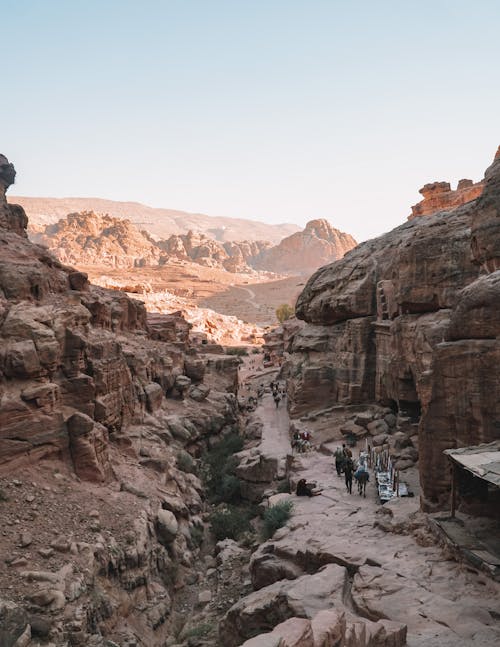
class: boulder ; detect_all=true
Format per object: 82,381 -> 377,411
367,420 -> 389,436
340,421 -> 366,439
0,600 -> 30,647
311,609 -> 346,647
144,382 -> 163,412
271,617 -> 313,647
188,384 -> 210,402
220,564 -> 346,646
174,374 -> 191,397
156,509 -> 179,544
371,433 -> 388,447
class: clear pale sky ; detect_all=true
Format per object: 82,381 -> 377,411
2,0 -> 500,241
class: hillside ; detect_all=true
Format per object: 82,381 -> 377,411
12,195 -> 300,243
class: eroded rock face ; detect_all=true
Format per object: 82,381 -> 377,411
471,152 -> 500,272
409,178 -> 483,219
0,155 -> 241,645
288,147 -> 500,511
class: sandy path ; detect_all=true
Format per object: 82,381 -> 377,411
256,391 -> 291,459
242,400 -> 500,646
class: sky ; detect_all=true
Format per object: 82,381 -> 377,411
2,0 -> 500,242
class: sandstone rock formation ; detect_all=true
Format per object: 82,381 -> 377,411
159,230 -> 271,273
31,211 -> 162,268
285,148 -> 500,513
223,240 -> 274,273
0,155 -> 242,645
254,219 -> 357,274
409,178 -> 483,219
33,212 -> 356,278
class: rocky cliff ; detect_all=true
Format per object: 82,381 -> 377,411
254,219 -> 357,274
287,149 -> 500,513
0,156 -> 241,645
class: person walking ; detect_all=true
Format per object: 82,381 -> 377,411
334,446 -> 344,476
344,457 -> 354,494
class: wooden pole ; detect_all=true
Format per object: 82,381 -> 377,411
450,463 -> 457,518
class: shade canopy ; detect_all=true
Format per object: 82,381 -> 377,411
444,441 -> 500,488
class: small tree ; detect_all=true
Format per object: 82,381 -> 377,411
276,303 -> 294,323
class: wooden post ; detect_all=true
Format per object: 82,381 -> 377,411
450,463 -> 457,518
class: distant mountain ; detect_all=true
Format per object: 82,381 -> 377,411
27,211 -> 356,277
11,195 -> 300,244
254,219 -> 357,273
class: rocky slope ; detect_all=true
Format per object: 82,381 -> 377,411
14,195 -> 300,243
254,219 -> 357,274
93,278 -> 264,346
283,147 -> 500,513
0,155 -> 242,646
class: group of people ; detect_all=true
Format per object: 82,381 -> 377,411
291,429 -> 312,453
270,380 -> 286,408
334,444 -> 370,495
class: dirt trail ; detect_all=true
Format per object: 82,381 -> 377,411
256,391 -> 291,459
235,285 -> 259,309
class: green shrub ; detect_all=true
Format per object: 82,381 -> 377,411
209,505 -> 253,541
219,474 -> 242,503
276,303 -> 294,323
201,433 -> 244,504
183,622 -> 215,640
226,346 -> 249,356
251,347 -> 261,354
262,500 -> 293,539
189,525 -> 204,549
176,450 -> 197,474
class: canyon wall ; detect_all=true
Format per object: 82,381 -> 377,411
0,156 -> 241,645
287,149 -> 500,512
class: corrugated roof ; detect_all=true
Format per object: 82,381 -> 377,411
444,441 -> 500,487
